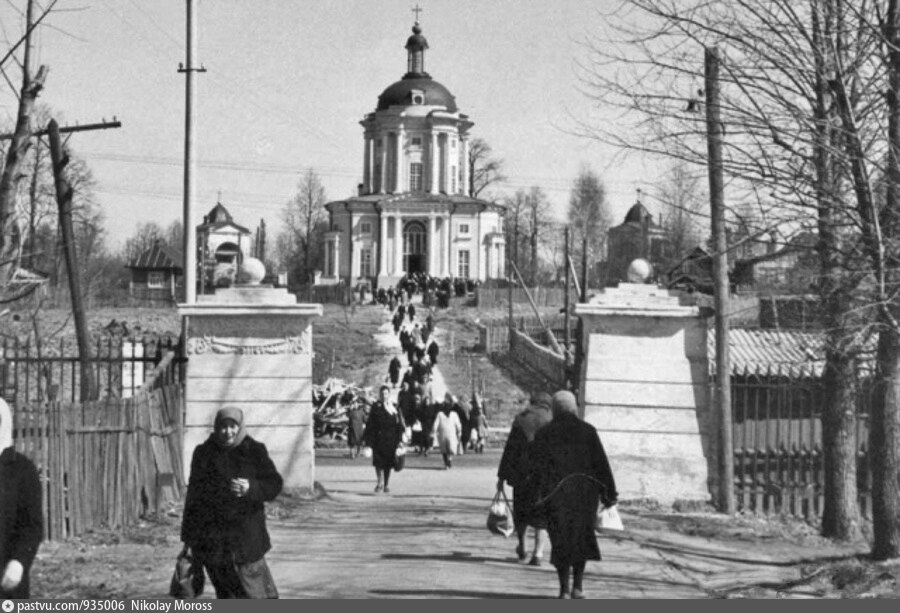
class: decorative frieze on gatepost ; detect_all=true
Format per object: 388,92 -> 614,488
185,334 -> 310,356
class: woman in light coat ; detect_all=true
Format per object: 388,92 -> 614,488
431,393 -> 462,469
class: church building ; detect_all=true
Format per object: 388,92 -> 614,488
321,20 -> 506,287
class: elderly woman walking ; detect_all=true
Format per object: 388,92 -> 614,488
431,394 -> 462,469
532,391 -> 618,599
181,407 -> 283,599
496,392 -> 552,566
363,385 -> 406,493
0,399 -> 43,599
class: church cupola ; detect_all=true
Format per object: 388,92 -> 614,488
405,22 -> 430,78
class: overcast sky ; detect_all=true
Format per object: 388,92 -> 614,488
0,0 -> 662,250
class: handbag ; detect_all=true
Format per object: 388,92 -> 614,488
596,504 -> 624,532
169,545 -> 205,598
486,489 -> 514,537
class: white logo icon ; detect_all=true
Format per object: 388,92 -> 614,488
2,599 -> 14,613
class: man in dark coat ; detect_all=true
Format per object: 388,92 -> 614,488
388,355 -> 403,388
0,399 -> 43,599
531,391 -> 617,599
182,407 -> 284,598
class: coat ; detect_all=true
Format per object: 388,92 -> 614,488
0,448 -> 42,599
347,406 -> 367,447
531,412 -> 617,566
431,411 -> 461,456
363,401 -> 405,469
181,436 -> 284,565
497,416 -> 547,530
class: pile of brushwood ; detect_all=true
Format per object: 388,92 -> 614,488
313,378 -> 373,440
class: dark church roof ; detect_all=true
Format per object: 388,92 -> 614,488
623,202 -> 655,225
377,77 -> 458,112
376,22 -> 458,112
198,202 -> 250,234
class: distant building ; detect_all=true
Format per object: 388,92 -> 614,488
731,232 -> 818,295
666,246 -> 714,294
606,196 -> 673,286
196,202 -> 252,288
322,20 -> 506,288
127,240 -> 183,304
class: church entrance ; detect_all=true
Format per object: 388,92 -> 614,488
403,220 -> 428,275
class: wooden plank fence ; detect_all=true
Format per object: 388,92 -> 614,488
475,286 -> 567,309
11,353 -> 184,540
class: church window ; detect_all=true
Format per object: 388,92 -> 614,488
147,271 -> 165,288
411,137 -> 422,147
360,248 -> 373,277
376,138 -> 383,148
409,163 -> 423,191
360,221 -> 372,234
459,223 -> 470,235
457,250 -> 471,278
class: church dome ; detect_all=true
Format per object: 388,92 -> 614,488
624,202 -> 653,225
377,77 -> 458,111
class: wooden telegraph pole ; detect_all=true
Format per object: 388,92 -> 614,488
564,228 -> 572,386
705,46 -> 735,514
179,0 -> 206,303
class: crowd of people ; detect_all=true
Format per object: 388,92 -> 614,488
370,273 -> 481,310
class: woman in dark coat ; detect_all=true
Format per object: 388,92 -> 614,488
531,391 -> 617,599
388,355 -> 403,388
0,399 -> 42,599
181,407 -> 284,599
362,385 -> 405,493
497,392 -> 551,566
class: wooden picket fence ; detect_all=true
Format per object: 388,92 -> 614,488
11,354 -> 185,540
729,365 -> 873,520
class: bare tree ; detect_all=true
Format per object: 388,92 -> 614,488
281,168 -> 327,284
468,138 -> 506,198
567,165 -> 611,272
656,162 -> 707,260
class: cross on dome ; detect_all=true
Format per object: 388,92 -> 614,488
412,4 -> 423,23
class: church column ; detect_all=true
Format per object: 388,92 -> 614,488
430,132 -> 440,194
394,214 -> 404,275
378,137 -> 388,194
441,214 -> 450,277
378,213 -> 388,276
363,136 -> 372,194
428,214 -> 437,275
395,130 -> 404,192
460,138 -> 469,196
333,235 -> 341,279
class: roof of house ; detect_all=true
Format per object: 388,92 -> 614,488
128,240 -> 183,271
708,327 -> 874,377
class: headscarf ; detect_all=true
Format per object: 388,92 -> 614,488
515,392 -> 553,442
551,390 -> 578,418
213,406 -> 247,449
0,397 -> 12,452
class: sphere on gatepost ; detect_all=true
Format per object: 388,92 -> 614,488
626,258 -> 653,283
239,257 -> 267,285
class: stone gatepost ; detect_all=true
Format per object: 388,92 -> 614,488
575,283 -> 712,505
178,282 -> 322,490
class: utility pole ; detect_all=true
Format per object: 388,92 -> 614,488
564,227 -> 572,385
580,237 -> 588,302
48,119 -> 96,401
179,0 -> 206,303
706,46 -> 735,515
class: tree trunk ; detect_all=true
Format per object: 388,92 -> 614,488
872,325 -> 900,559
820,349 -> 861,539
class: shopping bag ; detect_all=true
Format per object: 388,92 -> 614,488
361,446 -> 373,459
394,443 -> 407,471
596,504 -> 624,532
169,545 -> 204,598
486,489 -> 514,537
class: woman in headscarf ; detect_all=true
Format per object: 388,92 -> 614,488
0,399 -> 42,599
181,407 -> 284,599
362,385 -> 405,493
468,392 -> 489,453
531,391 -> 618,599
431,393 -> 462,469
496,392 -> 552,566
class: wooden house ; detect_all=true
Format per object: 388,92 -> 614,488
127,240 -> 183,305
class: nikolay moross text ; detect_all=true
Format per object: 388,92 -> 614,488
131,603 -> 210,612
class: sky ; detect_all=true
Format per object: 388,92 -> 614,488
0,0 -> 661,251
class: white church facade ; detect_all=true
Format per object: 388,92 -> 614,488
321,21 -> 506,288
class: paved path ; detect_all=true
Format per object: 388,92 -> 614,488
372,306 -> 449,401
262,450 -> 864,599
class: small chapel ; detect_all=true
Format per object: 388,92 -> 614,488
320,18 -> 506,288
